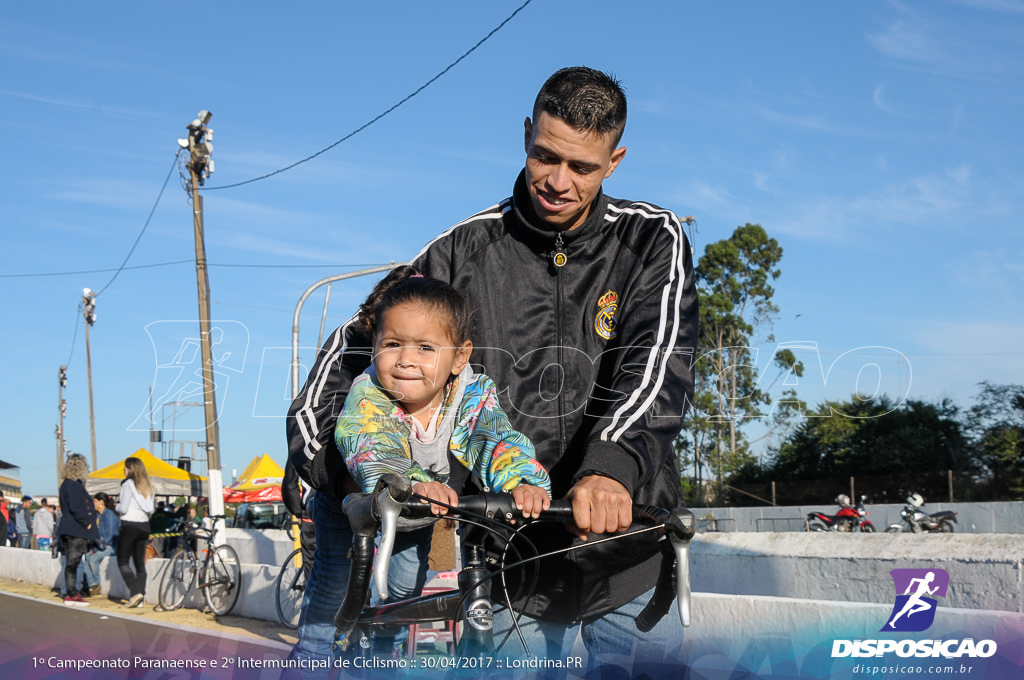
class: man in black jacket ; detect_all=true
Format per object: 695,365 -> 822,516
287,66 -> 698,673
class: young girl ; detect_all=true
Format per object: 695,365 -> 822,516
116,456 -> 154,608
334,266 -> 551,648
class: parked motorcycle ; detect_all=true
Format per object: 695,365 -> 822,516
807,494 -> 875,532
885,493 -> 957,533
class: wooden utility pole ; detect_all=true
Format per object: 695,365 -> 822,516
57,366 -> 68,486
181,110 -> 225,536
82,290 -> 98,471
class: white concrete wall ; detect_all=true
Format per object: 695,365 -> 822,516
691,531 -> 1024,612
225,527 -> 294,566
5,531 -> 1022,629
686,593 -> 1023,679
0,541 -> 284,622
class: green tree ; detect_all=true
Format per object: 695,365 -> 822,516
760,395 -> 969,504
681,223 -> 803,503
966,382 -> 1024,499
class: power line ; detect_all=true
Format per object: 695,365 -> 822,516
65,302 -> 82,367
94,151 -> 182,297
203,0 -> 535,191
1,261 -> 406,278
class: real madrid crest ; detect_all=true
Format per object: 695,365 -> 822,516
595,290 -> 619,340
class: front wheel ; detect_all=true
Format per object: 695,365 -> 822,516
203,544 -> 241,616
885,524 -> 905,533
808,520 -> 828,532
860,522 -> 876,532
159,548 -> 197,611
275,548 -> 306,629
939,520 -> 955,533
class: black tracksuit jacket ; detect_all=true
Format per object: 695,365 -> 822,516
288,170 -> 698,622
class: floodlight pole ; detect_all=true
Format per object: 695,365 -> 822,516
57,366 -> 68,487
82,290 -> 98,471
183,110 -> 225,538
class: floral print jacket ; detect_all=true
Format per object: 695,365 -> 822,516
335,367 -> 551,495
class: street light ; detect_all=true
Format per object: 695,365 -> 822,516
82,288 -> 98,471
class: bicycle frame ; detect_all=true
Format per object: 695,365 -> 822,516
335,474 -> 695,657
158,514 -> 240,616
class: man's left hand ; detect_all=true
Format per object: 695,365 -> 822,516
566,475 -> 632,541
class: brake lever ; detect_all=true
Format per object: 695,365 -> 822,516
372,474 -> 413,599
665,508 -> 696,627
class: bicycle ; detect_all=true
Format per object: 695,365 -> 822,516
334,473 -> 696,658
275,546 -> 307,629
157,515 -> 241,616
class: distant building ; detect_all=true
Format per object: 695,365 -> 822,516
0,459 -> 21,499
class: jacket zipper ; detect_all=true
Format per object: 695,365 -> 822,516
553,232 -> 567,457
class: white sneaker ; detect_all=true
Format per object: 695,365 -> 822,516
125,593 -> 145,608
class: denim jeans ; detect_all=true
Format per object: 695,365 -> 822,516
57,554 -> 86,596
18,533 -> 31,549
289,492 -> 354,668
370,524 -> 433,651
63,536 -> 89,598
491,586 -> 685,679
287,494 -> 436,669
83,544 -> 115,589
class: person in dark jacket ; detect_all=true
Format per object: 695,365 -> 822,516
0,490 -> 8,548
82,492 -> 120,596
56,454 -> 99,606
286,66 -> 698,673
14,495 -> 33,548
281,460 -> 315,581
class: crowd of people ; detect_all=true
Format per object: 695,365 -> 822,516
3,456 -> 207,609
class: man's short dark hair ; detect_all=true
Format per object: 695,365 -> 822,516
533,66 -> 627,145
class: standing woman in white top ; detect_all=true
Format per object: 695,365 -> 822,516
115,456 -> 154,608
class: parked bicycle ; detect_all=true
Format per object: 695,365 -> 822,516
157,515 -> 241,616
275,547 -> 307,629
334,473 -> 696,657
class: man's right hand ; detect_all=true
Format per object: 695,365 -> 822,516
565,475 -> 632,541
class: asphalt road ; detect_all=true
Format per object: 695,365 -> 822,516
0,591 -> 296,680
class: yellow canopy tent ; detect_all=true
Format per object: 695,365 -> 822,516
223,453 -> 284,503
86,448 -> 208,497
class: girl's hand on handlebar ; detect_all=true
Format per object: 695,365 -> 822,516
511,484 -> 551,521
412,481 -> 458,515
566,475 -> 632,541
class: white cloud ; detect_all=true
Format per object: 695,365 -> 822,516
0,89 -> 156,119
905,319 -> 1024,400
873,84 -> 895,115
867,4 -> 1024,80
50,178 -> 168,210
751,105 -> 852,135
941,0 -> 1024,16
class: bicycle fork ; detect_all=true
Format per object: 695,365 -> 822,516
456,542 -> 494,655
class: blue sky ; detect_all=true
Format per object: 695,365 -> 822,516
3,1 -> 1023,495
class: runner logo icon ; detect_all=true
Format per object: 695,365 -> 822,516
881,568 -> 949,632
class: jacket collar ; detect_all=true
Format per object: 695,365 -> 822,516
510,169 -> 607,248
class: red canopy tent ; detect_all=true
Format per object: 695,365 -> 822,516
223,453 -> 284,503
